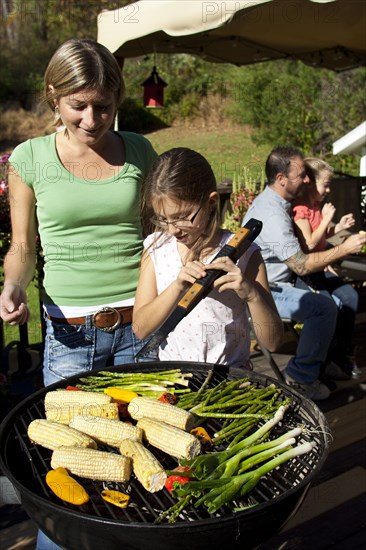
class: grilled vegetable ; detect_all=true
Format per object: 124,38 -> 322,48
137,418 -> 201,461
45,403 -> 119,424
103,388 -> 138,402
76,369 -> 192,397
120,439 -> 167,493
117,402 -> 130,419
165,466 -> 191,494
28,419 -> 97,451
128,397 -> 195,431
69,415 -> 143,448
45,390 -> 112,408
190,427 -> 213,451
158,392 -> 177,404
51,447 -> 132,482
46,467 -> 89,505
101,489 -> 130,508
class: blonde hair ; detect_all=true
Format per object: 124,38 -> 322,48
44,38 -> 125,127
304,157 -> 334,183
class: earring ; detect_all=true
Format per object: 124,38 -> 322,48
54,105 -> 60,124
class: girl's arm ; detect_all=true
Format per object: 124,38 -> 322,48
294,202 -> 335,252
211,250 -> 284,352
132,251 -> 207,340
245,251 -> 284,352
0,169 -> 37,325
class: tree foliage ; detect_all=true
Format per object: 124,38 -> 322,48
0,0 -> 130,105
224,60 -> 366,173
0,1 -> 365,174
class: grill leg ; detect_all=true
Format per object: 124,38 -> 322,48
255,340 -> 286,382
250,318 -> 299,383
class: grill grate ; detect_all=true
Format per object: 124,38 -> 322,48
2,364 -> 330,526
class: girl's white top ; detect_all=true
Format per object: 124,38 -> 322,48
144,230 -> 259,368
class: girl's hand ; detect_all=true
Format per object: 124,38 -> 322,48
0,283 -> 30,325
338,213 -> 355,231
176,260 -> 207,290
321,202 -> 336,223
209,257 -> 256,301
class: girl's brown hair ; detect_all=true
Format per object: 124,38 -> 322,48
142,147 -> 220,260
44,38 -> 125,127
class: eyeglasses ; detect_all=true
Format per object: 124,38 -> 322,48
151,205 -> 202,229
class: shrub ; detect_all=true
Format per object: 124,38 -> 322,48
222,170 -> 265,233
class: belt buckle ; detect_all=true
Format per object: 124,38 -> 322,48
92,306 -> 121,333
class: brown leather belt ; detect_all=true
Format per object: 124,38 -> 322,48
47,306 -> 133,333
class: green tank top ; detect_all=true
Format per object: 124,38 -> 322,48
9,131 -> 157,306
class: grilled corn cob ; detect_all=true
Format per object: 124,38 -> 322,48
128,397 -> 195,431
45,390 -> 112,409
137,418 -> 201,461
70,415 -> 143,448
28,419 -> 97,451
119,439 -> 166,493
51,447 -> 132,482
45,403 -> 119,424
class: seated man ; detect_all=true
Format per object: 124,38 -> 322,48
242,146 -> 366,400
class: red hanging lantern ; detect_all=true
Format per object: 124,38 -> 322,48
141,66 -> 167,109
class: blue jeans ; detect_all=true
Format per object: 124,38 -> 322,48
43,316 -> 155,386
36,531 -> 64,550
271,282 -> 338,383
37,317 -> 156,550
295,272 -> 359,365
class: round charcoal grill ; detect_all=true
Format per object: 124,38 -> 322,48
0,362 -> 331,550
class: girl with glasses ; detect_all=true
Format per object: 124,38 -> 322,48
133,147 -> 283,367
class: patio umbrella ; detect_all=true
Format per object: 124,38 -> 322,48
97,0 -> 366,71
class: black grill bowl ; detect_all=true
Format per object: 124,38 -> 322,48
0,362 -> 331,550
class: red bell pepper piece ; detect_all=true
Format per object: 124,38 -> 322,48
158,392 -> 177,405
164,466 -> 191,494
65,386 -> 82,391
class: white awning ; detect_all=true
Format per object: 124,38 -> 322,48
97,0 -> 366,71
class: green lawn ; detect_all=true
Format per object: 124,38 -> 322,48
146,125 -> 269,183
1,124 -> 269,349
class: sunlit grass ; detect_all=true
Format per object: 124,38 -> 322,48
147,125 -> 269,183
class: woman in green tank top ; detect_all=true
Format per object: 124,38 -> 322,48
1,38 -> 157,386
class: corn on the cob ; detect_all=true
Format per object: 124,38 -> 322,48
119,439 -> 167,493
51,447 -> 132,482
45,403 -> 119,424
45,390 -> 112,410
137,418 -> 201,461
69,415 -> 143,448
128,397 -> 195,431
27,419 -> 97,451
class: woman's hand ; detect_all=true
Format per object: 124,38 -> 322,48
209,257 -> 257,302
0,283 -> 30,325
